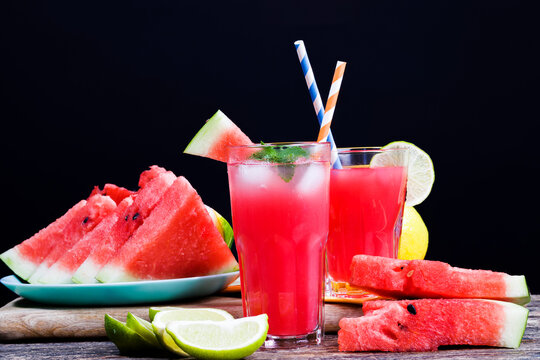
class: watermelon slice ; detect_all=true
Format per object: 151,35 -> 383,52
0,200 -> 87,280
96,176 -> 239,282
38,196 -> 135,284
349,255 -> 530,305
138,165 -> 169,188
89,183 -> 134,205
26,194 -> 117,284
338,299 -> 529,351
184,110 -> 253,162
72,168 -> 177,283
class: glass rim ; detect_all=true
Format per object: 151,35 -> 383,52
228,141 -> 330,149
337,146 -> 404,153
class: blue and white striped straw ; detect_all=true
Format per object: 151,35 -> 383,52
294,40 -> 342,168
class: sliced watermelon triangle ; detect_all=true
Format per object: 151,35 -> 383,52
96,176 -> 239,282
0,200 -> 87,281
38,196 -> 135,284
338,299 -> 529,351
27,194 -> 117,284
184,110 -> 253,162
349,255 -> 530,305
72,168 -> 176,283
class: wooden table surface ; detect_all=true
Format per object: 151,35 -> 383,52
1,295 -> 539,359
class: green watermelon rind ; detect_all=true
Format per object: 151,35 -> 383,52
505,275 -> 531,306
184,110 -> 229,158
96,264 -> 139,283
0,248 -> 37,281
490,299 -> 529,349
37,265 -> 74,284
71,259 -> 100,284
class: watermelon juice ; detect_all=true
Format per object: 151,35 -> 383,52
227,142 -> 330,347
326,148 -> 408,296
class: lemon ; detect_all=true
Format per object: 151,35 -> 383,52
166,314 -> 268,360
152,308 -> 234,356
372,141 -> 435,206
398,206 -> 429,260
104,314 -> 159,354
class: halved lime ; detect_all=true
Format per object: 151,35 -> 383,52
152,308 -> 234,356
372,141 -> 435,206
166,314 -> 269,360
149,306 -> 183,321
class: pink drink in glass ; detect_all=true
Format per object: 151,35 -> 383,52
227,142 -> 330,347
326,148 -> 408,296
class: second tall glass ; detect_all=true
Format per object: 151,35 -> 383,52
326,147 -> 409,298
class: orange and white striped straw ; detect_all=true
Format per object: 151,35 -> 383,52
317,61 -> 347,143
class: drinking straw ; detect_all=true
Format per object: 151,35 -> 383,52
317,61 -> 347,143
294,40 -> 342,168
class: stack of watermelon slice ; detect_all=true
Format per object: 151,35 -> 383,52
338,255 -> 530,351
0,166 -> 238,284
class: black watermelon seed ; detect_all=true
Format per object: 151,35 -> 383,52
124,215 -> 129,221
407,304 -> 417,315
132,213 -> 140,220
82,216 -> 89,224
400,266 -> 404,270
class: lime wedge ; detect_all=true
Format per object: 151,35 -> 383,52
372,141 -> 435,206
166,314 -> 269,360
104,314 -> 157,354
149,306 -> 183,321
125,312 -> 162,349
152,308 -> 234,356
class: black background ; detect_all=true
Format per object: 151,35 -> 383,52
1,1 -> 539,305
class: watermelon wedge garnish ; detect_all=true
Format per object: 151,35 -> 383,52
349,255 -> 530,305
96,176 -> 239,282
338,298 -> 529,351
184,110 -> 253,162
26,194 -> 118,284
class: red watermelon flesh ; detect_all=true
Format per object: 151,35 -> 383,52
39,196 -> 135,284
96,176 -> 238,282
89,184 -> 134,205
0,200 -> 87,280
138,165 -> 169,188
27,194 -> 117,284
349,255 -> 530,305
338,299 -> 528,351
73,169 -> 176,283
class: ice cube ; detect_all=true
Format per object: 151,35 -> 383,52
295,163 -> 328,195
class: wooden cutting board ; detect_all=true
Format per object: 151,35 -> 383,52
0,295 -> 363,341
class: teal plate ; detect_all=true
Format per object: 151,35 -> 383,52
0,272 -> 239,306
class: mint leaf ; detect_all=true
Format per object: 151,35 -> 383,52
249,145 -> 309,182
277,165 -> 296,182
250,145 -> 308,164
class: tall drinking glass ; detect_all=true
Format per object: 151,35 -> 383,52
326,147 -> 408,298
227,142 -> 331,348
